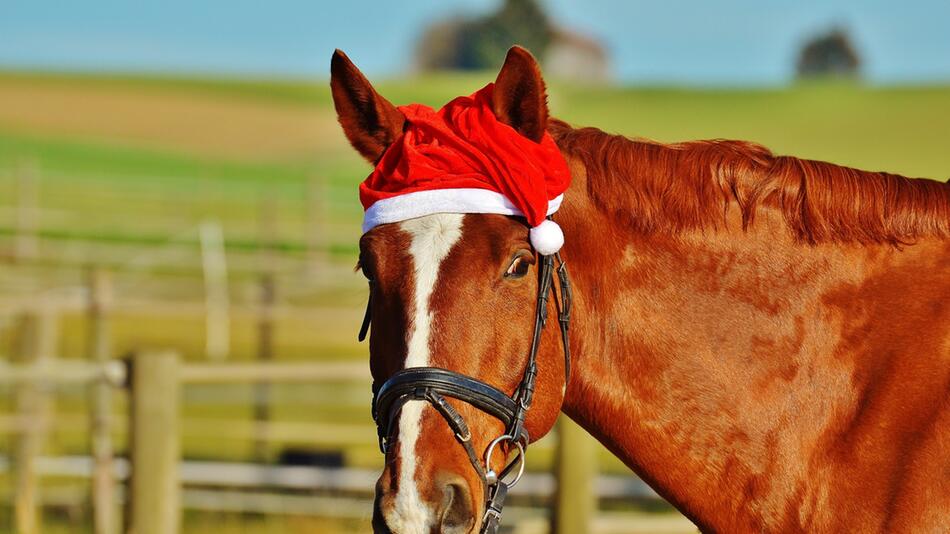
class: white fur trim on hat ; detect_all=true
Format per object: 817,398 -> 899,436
362,188 -> 564,233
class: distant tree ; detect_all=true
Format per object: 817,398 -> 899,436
416,0 -> 554,71
796,28 -> 862,79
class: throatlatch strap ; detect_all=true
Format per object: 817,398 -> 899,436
554,254 -> 573,384
508,254 -> 555,443
358,280 -> 373,342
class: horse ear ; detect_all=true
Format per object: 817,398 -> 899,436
492,46 -> 549,142
330,49 -> 405,163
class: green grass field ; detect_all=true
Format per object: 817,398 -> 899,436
1,71 -> 948,533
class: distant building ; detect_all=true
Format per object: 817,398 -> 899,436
544,28 -> 610,83
414,0 -> 610,81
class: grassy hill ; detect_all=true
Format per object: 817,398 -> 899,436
4,70 -> 950,171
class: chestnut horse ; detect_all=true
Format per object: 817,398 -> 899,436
331,47 -> 950,533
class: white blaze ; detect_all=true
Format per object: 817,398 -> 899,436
388,213 -> 464,533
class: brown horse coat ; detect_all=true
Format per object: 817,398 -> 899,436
551,120 -> 950,532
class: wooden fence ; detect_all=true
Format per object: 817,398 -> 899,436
0,181 -> 603,534
0,348 -> 616,534
0,162 -> 688,534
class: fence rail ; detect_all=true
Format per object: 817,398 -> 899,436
0,455 -> 660,501
0,359 -> 126,386
0,359 -> 366,386
180,361 -> 368,383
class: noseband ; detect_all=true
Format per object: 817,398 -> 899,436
361,250 -> 573,533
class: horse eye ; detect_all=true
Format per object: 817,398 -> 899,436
357,259 -> 373,280
504,254 -> 532,279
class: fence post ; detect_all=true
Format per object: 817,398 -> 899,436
87,267 -> 119,534
11,308 -> 58,534
253,272 -> 276,461
14,160 -> 39,262
127,350 -> 181,534
199,222 -> 230,360
551,416 -> 597,534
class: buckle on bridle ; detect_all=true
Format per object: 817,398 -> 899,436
483,502 -> 503,522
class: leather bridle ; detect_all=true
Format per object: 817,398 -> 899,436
360,246 -> 573,534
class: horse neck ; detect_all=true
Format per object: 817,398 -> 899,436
554,168 -> 947,531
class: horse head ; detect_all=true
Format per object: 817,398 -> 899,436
332,47 -> 572,533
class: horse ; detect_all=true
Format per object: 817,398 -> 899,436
330,46 -> 950,533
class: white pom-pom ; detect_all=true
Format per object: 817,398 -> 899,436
529,219 -> 564,255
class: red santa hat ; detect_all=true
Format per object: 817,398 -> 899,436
359,83 -> 571,255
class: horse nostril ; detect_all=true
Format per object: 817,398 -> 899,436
440,478 -> 475,533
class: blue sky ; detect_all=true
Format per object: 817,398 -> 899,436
2,0 -> 949,85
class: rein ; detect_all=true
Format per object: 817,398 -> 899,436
361,248 -> 573,533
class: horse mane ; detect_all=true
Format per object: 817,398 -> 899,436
548,119 -> 950,245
